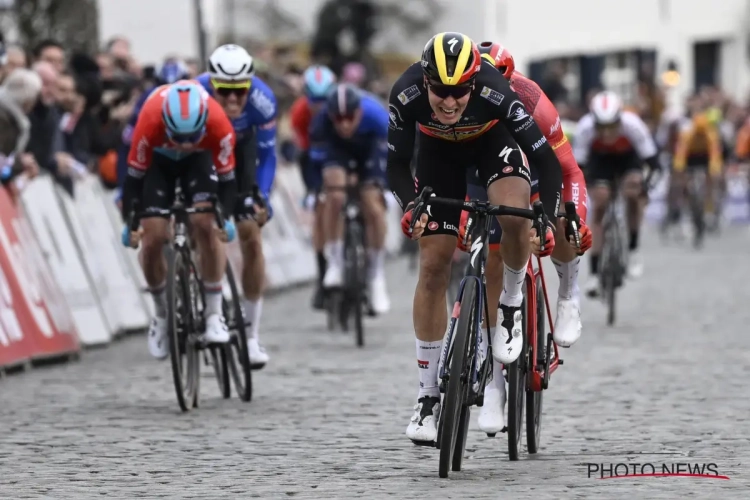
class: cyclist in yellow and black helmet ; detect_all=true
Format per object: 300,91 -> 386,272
388,32 -> 564,445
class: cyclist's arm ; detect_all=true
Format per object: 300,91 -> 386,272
493,78 -> 562,221
122,110 -> 156,221
385,96 -> 417,211
253,90 -> 278,199
208,99 -> 238,218
706,126 -> 723,177
622,112 -> 660,174
672,127 -> 690,173
735,122 -> 750,161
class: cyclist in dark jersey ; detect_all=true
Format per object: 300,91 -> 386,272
387,32 -> 563,445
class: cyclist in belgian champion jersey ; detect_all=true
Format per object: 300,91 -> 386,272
387,32 -> 563,444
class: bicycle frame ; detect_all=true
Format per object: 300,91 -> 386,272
525,256 -> 560,392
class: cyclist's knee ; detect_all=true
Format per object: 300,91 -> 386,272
496,214 -> 527,238
141,218 -> 169,256
238,221 -> 262,256
418,236 -> 455,291
190,213 -> 215,240
361,188 -> 385,221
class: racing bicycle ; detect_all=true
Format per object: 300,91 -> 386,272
598,177 -> 629,326
129,191 -> 251,411
324,182 -> 368,347
408,186 -> 548,478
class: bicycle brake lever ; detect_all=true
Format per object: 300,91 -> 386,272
564,201 -> 581,250
531,202 -> 547,253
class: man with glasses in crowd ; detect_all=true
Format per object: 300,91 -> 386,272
196,44 -> 278,370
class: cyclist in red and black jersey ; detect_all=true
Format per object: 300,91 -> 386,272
387,32 -> 563,445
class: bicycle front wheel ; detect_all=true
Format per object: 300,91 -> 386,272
344,220 -> 366,347
526,275 -> 545,453
167,247 -> 200,412
507,277 -> 530,461
438,281 -> 477,478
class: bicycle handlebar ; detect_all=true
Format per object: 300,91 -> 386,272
129,196 -> 225,232
408,186 -> 550,252
560,201 -> 581,251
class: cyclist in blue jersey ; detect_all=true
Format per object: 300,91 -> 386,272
196,44 -> 277,370
310,84 -> 391,314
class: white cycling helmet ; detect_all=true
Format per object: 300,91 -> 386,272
590,90 -> 623,125
208,44 -> 255,81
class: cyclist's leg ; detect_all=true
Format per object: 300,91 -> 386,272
584,152 -> 614,295
358,155 -> 390,314
307,157 -> 327,308
234,134 -> 269,364
141,154 -> 178,358
550,165 -> 585,346
620,153 -> 645,277
406,133 -> 466,444
321,152 -> 348,288
479,127 -> 531,365
184,151 -> 229,343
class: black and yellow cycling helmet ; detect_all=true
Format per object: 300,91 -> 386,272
421,32 -> 481,85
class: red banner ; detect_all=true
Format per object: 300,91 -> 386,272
0,188 -> 79,366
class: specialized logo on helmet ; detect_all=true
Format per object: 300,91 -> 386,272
447,37 -> 459,53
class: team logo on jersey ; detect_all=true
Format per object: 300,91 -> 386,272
397,85 -> 421,105
507,100 -> 529,121
388,104 -> 403,131
480,86 -> 505,106
250,88 -> 275,119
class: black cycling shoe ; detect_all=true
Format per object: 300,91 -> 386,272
311,284 -> 326,310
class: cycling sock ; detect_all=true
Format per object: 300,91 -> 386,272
316,251 -> 326,283
367,247 -> 385,279
242,298 -> 263,340
552,257 -> 580,300
324,240 -> 344,266
500,264 -> 524,307
480,325 -> 493,362
629,231 -> 639,251
416,339 -> 442,399
149,282 -> 167,318
203,281 -> 223,316
590,254 -> 599,275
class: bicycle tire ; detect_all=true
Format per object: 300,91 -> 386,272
344,221 -> 366,347
526,275 -> 545,453
210,347 -> 230,399
601,210 -> 620,326
438,281 -> 477,478
167,248 -> 199,412
507,279 -> 529,461
689,172 -> 706,248
224,261 -> 253,402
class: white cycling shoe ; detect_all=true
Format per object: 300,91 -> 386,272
203,314 -> 230,343
584,276 -> 600,298
627,252 -> 644,279
553,297 -> 582,347
369,274 -> 391,314
323,261 -> 343,288
406,395 -> 441,444
478,386 -> 507,436
493,305 -> 523,364
247,337 -> 270,369
148,316 -> 169,360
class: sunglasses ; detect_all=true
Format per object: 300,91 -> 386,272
167,127 -> 206,144
330,112 -> 357,123
427,81 -> 473,99
211,78 -> 251,98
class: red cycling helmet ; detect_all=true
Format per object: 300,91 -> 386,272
477,41 -> 515,80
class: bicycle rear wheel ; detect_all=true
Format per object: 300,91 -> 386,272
344,220 -> 366,347
507,278 -> 529,461
526,275 -> 545,453
167,248 -> 200,412
689,171 -> 707,248
224,261 -> 253,402
438,281 -> 477,478
600,210 -> 621,326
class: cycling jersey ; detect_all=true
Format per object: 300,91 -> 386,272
735,118 -> 750,161
673,116 -> 723,176
387,61 -> 563,220
121,84 -> 236,220
195,73 -> 277,198
309,93 -> 389,184
573,111 -> 658,166
289,96 -> 315,151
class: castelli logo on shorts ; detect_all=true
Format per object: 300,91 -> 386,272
503,165 -> 513,174
428,221 -> 438,231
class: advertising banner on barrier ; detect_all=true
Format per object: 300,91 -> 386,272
21,177 -> 111,346
0,188 -> 79,364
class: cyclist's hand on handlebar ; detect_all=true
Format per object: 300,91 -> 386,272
573,220 -> 592,255
216,219 -> 236,243
400,202 -> 429,240
121,225 -> 142,249
530,225 -> 555,257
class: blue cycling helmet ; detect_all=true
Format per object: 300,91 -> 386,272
326,84 -> 361,118
158,59 -> 190,84
303,65 -> 336,101
162,81 -> 209,141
